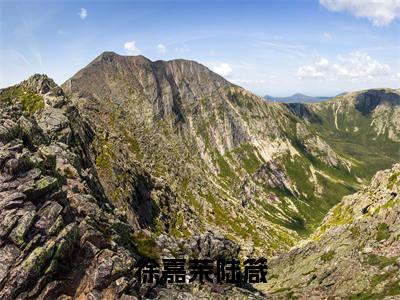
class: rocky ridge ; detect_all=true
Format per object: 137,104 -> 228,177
0,75 -> 257,299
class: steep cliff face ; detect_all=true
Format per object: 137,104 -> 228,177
262,163 -> 400,299
62,52 -> 373,256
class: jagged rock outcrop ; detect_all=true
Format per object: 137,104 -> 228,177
156,231 -> 239,260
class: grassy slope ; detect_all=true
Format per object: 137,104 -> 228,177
308,99 -> 398,179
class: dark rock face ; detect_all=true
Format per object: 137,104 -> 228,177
355,89 -> 400,115
285,103 -> 322,123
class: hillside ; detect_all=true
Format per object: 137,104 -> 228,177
262,163 -> 400,299
286,89 -> 400,180
62,52 -> 384,256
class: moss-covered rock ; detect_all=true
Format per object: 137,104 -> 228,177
9,210 -> 36,246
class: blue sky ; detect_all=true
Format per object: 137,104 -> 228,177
1,0 -> 399,96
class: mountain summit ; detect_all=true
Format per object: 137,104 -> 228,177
64,51 -> 230,111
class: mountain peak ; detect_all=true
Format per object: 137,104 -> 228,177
19,74 -> 63,98
90,52 -> 227,82
63,52 -> 230,107
98,50 -> 118,57
92,51 -> 151,65
92,52 -> 217,76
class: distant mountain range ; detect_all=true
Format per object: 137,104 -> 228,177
264,92 -> 347,103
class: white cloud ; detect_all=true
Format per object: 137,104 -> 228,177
323,32 -> 332,39
320,0 -> 400,26
157,43 -> 166,54
79,8 -> 87,20
124,41 -> 141,55
390,73 -> 400,81
208,62 -> 233,77
296,52 -> 391,79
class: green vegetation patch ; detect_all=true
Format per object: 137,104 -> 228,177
216,154 -> 235,178
21,91 -> 45,115
94,138 -> 113,175
204,192 -> 263,246
308,102 -> 399,182
279,148 -> 357,238
315,203 -> 353,239
126,135 -> 143,160
320,250 -> 335,262
350,274 -> 400,299
366,253 -> 397,269
227,90 -> 254,110
233,143 -> 263,174
350,225 -> 361,238
0,86 -> 44,115
387,172 -> 399,190
376,223 -> 390,241
132,231 -> 160,261
169,212 -> 190,238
